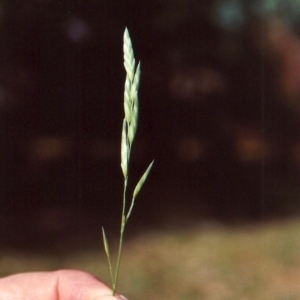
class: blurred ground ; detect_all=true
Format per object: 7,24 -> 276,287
0,218 -> 299,300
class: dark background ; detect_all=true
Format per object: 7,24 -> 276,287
0,0 -> 300,250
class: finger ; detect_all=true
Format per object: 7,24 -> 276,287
55,270 -> 127,300
0,270 -> 127,300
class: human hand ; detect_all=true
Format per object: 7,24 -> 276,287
0,269 -> 127,300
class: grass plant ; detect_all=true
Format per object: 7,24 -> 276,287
101,27 -> 154,296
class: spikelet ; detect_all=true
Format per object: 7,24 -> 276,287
121,28 -> 141,176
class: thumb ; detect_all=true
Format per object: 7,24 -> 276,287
55,270 -> 128,300
0,270 -> 129,300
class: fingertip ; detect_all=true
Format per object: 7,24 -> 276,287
92,296 -> 128,300
91,294 -> 128,300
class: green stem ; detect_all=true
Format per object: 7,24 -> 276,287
113,176 -> 128,295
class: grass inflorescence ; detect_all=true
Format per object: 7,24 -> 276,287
102,27 -> 154,296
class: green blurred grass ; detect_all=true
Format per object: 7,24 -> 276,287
1,219 -> 300,300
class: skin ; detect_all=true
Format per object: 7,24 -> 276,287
0,269 -> 127,300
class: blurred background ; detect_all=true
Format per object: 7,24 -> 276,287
0,0 -> 300,299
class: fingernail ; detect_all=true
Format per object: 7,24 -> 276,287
119,296 -> 128,300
